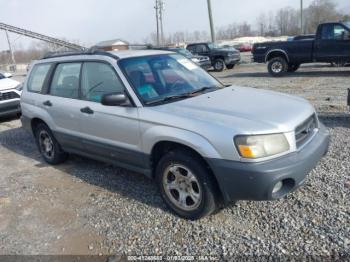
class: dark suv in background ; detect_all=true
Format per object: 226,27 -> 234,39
187,42 -> 241,72
155,47 -> 211,70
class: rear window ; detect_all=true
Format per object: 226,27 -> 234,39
49,63 -> 81,99
27,64 -> 51,93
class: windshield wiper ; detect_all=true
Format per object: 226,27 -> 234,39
145,93 -> 192,105
145,86 -> 219,105
189,86 -> 218,95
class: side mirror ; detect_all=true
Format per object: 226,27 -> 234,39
101,92 -> 130,106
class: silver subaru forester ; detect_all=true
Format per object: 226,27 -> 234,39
21,49 -> 330,219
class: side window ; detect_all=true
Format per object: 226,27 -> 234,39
81,62 -> 125,103
321,24 -> 348,40
50,63 -> 81,99
196,45 -> 208,53
0,73 -> 4,80
27,64 -> 51,93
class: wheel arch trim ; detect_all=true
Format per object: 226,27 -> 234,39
265,49 -> 290,63
143,126 -> 222,159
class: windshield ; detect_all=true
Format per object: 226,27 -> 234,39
119,54 -> 223,105
344,22 -> 350,29
207,43 -> 220,49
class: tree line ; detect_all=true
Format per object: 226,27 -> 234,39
147,0 -> 349,44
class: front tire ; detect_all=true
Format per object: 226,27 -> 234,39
268,57 -> 288,77
213,59 -> 225,72
35,123 -> 68,165
156,150 -> 218,220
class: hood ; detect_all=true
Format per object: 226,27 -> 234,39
0,78 -> 20,91
149,86 -> 315,134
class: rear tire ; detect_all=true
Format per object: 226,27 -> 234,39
35,123 -> 68,165
155,149 -> 218,220
268,57 -> 288,77
213,59 -> 225,72
226,64 -> 235,70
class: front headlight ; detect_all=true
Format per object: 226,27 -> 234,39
234,133 -> 290,159
191,58 -> 200,63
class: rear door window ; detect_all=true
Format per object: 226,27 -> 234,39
27,64 -> 51,93
49,63 -> 81,99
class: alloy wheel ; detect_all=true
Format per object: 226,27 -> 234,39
162,164 -> 202,211
271,61 -> 283,73
38,130 -> 54,159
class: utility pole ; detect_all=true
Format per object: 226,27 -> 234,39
207,0 -> 216,43
159,0 -> 165,46
155,0 -> 160,46
5,30 -> 16,70
300,0 -> 304,34
155,0 -> 165,46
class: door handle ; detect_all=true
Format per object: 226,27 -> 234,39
80,106 -> 94,115
43,100 -> 52,107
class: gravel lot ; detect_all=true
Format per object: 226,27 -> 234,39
0,61 -> 349,259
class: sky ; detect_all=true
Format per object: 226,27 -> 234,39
0,0 -> 349,51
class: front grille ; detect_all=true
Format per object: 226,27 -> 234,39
199,57 -> 209,62
0,91 -> 20,101
295,114 -> 318,148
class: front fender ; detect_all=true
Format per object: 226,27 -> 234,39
142,126 -> 222,159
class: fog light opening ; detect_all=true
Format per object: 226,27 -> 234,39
272,181 -> 283,194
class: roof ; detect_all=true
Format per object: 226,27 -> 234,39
95,39 -> 129,47
186,42 -> 210,46
108,50 -> 174,59
40,49 -> 174,61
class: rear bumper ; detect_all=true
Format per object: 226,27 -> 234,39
252,54 -> 265,63
21,114 -> 32,133
207,123 -> 330,203
0,99 -> 21,117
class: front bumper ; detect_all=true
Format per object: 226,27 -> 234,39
225,56 -> 241,65
207,123 -> 330,204
199,61 -> 212,70
0,99 -> 21,117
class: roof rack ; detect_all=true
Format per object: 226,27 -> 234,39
41,48 -> 119,60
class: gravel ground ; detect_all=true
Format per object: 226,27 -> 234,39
0,62 -> 349,259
